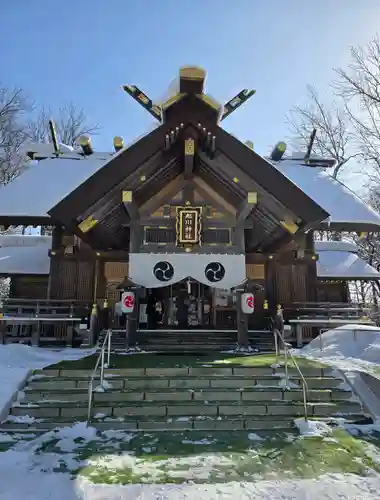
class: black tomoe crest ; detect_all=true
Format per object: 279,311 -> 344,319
205,262 -> 225,283
153,261 -> 174,282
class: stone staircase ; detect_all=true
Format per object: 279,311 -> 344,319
98,329 -> 275,353
0,365 -> 370,433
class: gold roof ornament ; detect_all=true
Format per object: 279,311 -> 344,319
179,66 -> 206,81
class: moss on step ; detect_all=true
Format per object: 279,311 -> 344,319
46,353 -> 327,371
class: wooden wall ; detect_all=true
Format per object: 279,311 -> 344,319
48,257 -> 129,305
316,281 -> 348,303
265,260 -> 317,308
10,275 -> 48,299
49,258 -> 96,302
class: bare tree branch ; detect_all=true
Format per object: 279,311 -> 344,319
334,36 -> 380,182
0,84 -> 32,185
286,86 -> 355,178
26,102 -> 100,147
335,36 -> 380,104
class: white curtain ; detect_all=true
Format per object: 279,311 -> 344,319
129,253 -> 246,289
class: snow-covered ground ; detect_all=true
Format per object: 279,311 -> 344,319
0,344 -> 95,416
0,424 -> 380,499
295,324 -> 380,375
0,420 -> 379,499
1,341 -> 380,498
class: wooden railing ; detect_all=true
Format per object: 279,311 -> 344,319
0,298 -> 92,346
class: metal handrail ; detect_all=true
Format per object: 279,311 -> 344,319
273,328 -> 309,421
86,328 -> 112,425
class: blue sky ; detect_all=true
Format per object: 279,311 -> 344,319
1,0 -> 380,167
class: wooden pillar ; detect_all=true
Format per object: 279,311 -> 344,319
96,260 -> 106,302
305,231 -> 317,302
265,258 -> 277,309
236,290 -> 249,348
47,225 -> 64,299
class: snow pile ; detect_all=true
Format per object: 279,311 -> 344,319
0,344 -> 95,416
76,476 -> 380,499
294,418 -> 332,437
1,421 -> 380,498
54,423 -> 97,452
295,325 -> 380,374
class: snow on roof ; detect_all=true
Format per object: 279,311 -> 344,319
314,240 -> 358,253
274,160 -> 380,228
0,124 -> 160,219
0,239 -> 51,275
297,322 -> 380,374
298,324 -> 380,367
0,234 -> 52,247
317,247 -> 380,280
0,157 -> 107,218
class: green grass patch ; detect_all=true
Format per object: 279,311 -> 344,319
47,353 -> 326,371
209,354 -> 326,369
75,429 -> 380,484
3,426 -> 380,484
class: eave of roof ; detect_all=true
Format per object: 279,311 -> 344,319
317,248 -> 380,280
275,160 -> 380,230
208,127 -> 329,225
314,240 -> 358,253
0,157 -> 106,219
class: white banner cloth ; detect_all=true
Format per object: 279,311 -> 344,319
128,253 -> 246,289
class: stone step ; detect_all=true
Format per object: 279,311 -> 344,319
1,412 -> 370,434
27,375 -> 341,391
33,366 -> 332,378
131,345 -> 237,351
10,400 -> 363,419
22,387 -> 353,404
1,414 -> 297,432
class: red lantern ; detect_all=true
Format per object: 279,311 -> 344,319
241,293 -> 254,314
121,291 -> 135,313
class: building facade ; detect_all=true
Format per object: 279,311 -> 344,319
1,66 -> 380,343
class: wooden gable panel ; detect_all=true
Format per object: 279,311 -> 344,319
246,264 -> 265,281
172,190 -> 183,201
105,262 -> 128,281
151,207 -> 165,217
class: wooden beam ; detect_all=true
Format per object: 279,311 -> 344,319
193,176 -> 237,216
184,138 -> 195,180
236,192 -> 258,223
121,85 -> 162,122
77,151 -> 173,224
182,179 -> 194,205
79,197 -> 117,227
121,217 -> 251,229
48,123 -> 179,226
141,243 -> 241,254
220,89 -> 256,121
139,174 -> 186,216
122,191 -> 140,221
77,215 -> 98,234
209,124 -> 330,224
280,219 -> 299,234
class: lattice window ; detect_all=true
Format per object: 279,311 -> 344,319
144,227 -> 175,244
202,228 -> 231,244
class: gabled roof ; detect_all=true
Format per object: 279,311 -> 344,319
44,101 -> 329,251
275,160 -> 380,231
48,123 -> 174,228
315,240 -> 380,280
208,126 -> 329,224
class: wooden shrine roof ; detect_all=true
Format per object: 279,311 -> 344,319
45,94 -> 329,251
